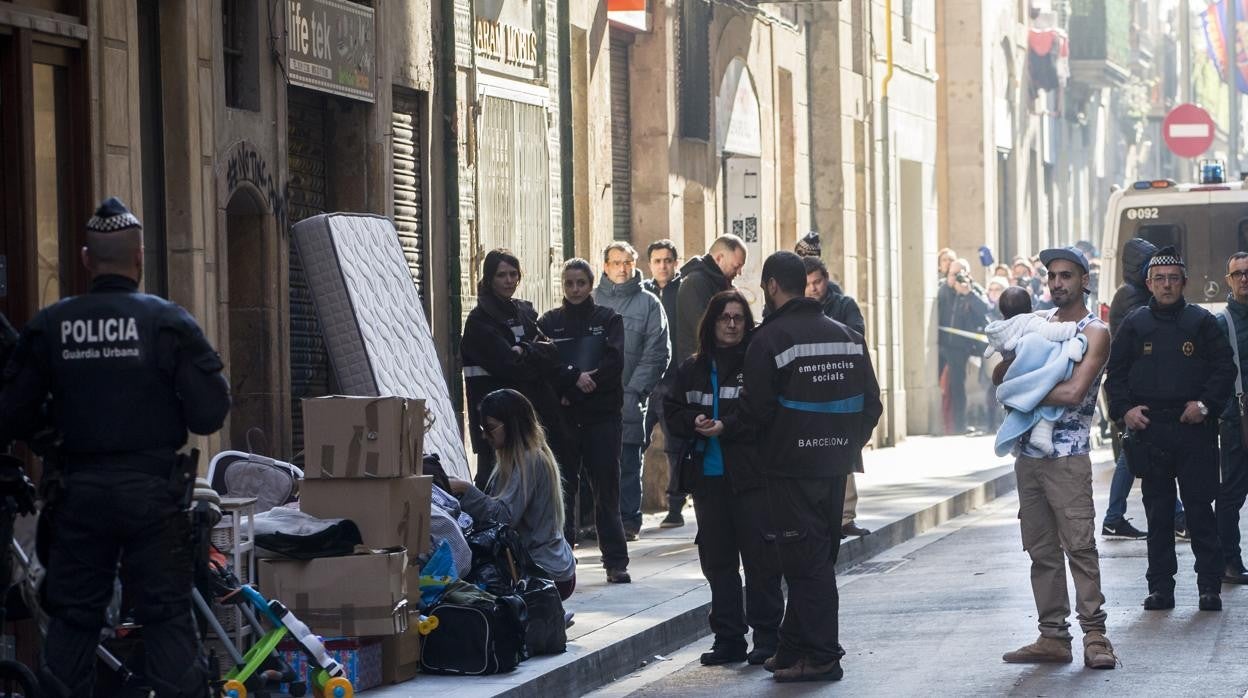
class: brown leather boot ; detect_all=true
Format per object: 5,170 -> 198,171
1082,632 -> 1117,670
1002,636 -> 1073,664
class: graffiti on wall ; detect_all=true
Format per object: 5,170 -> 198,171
225,141 -> 287,228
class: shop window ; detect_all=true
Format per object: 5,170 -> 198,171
678,0 -> 710,141
223,0 -> 260,111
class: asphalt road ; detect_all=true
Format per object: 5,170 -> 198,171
595,466 -> 1248,698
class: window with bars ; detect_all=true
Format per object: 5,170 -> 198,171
678,0 -> 711,141
222,0 -> 259,110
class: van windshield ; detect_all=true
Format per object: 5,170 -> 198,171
1117,202 -> 1248,304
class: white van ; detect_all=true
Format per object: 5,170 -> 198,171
1097,177 -> 1248,314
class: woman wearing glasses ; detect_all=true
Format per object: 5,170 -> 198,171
537,259 -> 632,584
462,249 -> 569,490
663,290 -> 783,667
448,389 -> 577,600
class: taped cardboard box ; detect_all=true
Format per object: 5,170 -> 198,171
300,475 -> 433,590
259,547 -> 408,637
381,624 -> 422,684
302,396 -> 427,479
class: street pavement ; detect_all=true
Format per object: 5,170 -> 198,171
592,452 -> 1248,697
373,434 -> 1020,696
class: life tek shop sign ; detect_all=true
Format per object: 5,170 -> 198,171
1162,103 -> 1216,159
286,0 -> 375,103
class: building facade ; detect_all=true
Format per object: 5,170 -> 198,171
620,0 -> 812,315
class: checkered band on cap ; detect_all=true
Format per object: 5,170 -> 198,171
1147,246 -> 1184,270
86,196 -> 141,233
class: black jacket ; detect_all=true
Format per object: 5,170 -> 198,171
819,282 -> 866,337
1105,297 -> 1236,421
0,275 -> 230,462
742,297 -> 883,478
663,342 -> 761,493
675,257 -> 730,365
643,273 -> 682,373
1107,237 -> 1157,336
537,297 -> 625,422
461,291 -> 565,453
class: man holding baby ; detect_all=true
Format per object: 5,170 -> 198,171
994,246 -> 1118,670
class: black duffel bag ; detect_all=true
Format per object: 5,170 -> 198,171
517,576 -> 566,655
420,593 -> 528,675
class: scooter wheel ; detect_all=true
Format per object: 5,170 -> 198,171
323,676 -> 353,698
418,615 -> 440,635
222,679 -> 247,698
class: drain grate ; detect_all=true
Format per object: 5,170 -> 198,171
843,559 -> 909,576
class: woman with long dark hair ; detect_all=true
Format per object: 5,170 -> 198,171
664,290 -> 783,666
448,389 -> 576,599
461,250 -> 568,489
538,259 -> 631,583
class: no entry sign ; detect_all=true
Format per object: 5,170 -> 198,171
1163,103 -> 1216,159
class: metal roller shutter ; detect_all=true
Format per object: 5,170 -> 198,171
392,90 -> 426,301
610,30 -> 632,242
286,87 -> 331,460
477,96 -> 555,311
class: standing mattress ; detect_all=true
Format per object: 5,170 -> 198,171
291,213 -> 470,479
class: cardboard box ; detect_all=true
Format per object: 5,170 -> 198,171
300,475 -> 433,566
278,637 -> 383,691
259,548 -> 408,637
302,396 -> 426,479
381,624 -> 422,684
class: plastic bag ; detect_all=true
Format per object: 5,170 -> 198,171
419,539 -> 459,607
465,524 -> 532,596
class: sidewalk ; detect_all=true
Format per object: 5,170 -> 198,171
370,434 -> 1039,697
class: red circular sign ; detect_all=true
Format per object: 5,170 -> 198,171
1163,103 -> 1216,159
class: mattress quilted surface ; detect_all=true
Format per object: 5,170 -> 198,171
292,213 -> 470,479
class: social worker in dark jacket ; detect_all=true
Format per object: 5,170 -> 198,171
537,295 -> 626,420
461,290 -> 566,487
743,297 -> 883,478
663,341 -> 762,494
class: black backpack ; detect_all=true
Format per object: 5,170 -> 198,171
420,594 -> 528,675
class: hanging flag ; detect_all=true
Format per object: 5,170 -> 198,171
1201,0 -> 1248,93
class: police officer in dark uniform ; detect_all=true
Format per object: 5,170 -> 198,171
1105,246 -> 1235,612
0,197 -> 230,696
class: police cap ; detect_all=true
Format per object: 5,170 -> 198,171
86,196 -> 142,234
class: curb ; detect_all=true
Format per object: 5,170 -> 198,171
497,464 -> 1020,697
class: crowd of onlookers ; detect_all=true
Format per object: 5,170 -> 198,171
936,242 -> 1102,436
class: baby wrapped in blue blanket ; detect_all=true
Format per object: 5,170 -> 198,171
985,287 -> 1086,456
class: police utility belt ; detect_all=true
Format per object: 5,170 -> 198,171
1120,404 -> 1210,479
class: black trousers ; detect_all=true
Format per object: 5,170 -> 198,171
764,475 -> 846,665
1138,420 -> 1222,594
692,477 -> 783,649
560,417 -> 629,571
644,383 -> 686,512
1219,419 -> 1248,572
41,470 -> 205,697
